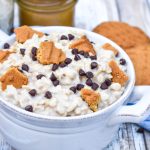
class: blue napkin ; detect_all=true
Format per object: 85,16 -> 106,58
127,102 -> 150,131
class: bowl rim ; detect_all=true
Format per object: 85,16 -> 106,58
0,26 -> 135,121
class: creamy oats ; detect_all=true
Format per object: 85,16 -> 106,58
0,26 -> 128,117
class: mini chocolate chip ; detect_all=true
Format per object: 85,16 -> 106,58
72,48 -> 78,55
22,64 -> 29,72
45,91 -> 52,99
74,54 -> 81,61
78,51 -> 85,55
86,71 -> 94,78
70,86 -> 76,93
20,48 -> 26,55
52,64 -> 59,71
31,47 -> 37,56
120,58 -> 126,65
90,55 -> 97,60
3,43 -> 10,49
53,80 -> 59,86
76,84 -> 84,91
68,34 -> 75,40
91,62 -> 98,69
84,52 -> 89,58
60,62 -> 67,68
32,55 -> 37,61
105,79 -> 112,86
79,69 -> 86,76
60,35 -> 68,40
50,73 -> 57,81
45,33 -> 49,36
64,58 -> 72,65
29,89 -> 37,96
36,74 -> 45,80
90,41 -> 95,44
100,82 -> 108,90
86,78 -> 93,86
92,83 -> 99,90
25,105 -> 33,112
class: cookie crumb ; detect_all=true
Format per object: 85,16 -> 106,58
0,67 -> 28,90
37,41 -> 66,65
0,50 -> 11,63
109,60 -> 128,85
81,88 -> 100,112
102,43 -> 118,56
69,36 -> 96,55
14,25 -> 44,43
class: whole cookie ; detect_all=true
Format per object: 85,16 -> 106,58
93,21 -> 150,49
125,43 -> 150,85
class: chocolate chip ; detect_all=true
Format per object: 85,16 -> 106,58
105,79 -> 112,86
84,52 -> 89,58
68,34 -> 75,40
79,69 -> 86,76
86,78 -> 93,86
70,86 -> 76,93
20,48 -> 26,55
60,62 -> 67,68
60,35 -> 68,40
29,89 -> 37,96
36,74 -> 45,80
91,62 -> 98,69
53,80 -> 59,86
90,55 -> 97,60
64,58 -> 72,65
31,47 -> 37,56
90,41 -> 95,44
45,33 -> 49,36
52,64 -> 59,71
72,48 -> 78,55
86,71 -> 94,78
92,83 -> 99,90
45,91 -> 52,99
50,73 -> 57,81
25,105 -> 33,112
74,54 -> 81,61
3,43 -> 10,49
120,58 -> 126,65
76,84 -> 84,91
22,64 -> 29,72
32,55 -> 37,61
100,82 -> 108,90
78,51 -> 85,55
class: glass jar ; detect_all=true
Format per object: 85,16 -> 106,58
17,0 -> 77,26
0,0 -> 14,34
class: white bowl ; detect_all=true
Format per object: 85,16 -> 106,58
0,26 -> 149,150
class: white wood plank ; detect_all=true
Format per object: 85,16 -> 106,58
144,130 -> 150,150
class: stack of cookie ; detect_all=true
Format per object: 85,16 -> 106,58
93,22 -> 150,85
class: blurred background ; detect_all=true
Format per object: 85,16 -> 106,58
0,0 -> 150,35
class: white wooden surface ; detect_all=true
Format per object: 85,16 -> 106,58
0,0 -> 150,149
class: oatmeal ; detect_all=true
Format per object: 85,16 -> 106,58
0,26 -> 128,117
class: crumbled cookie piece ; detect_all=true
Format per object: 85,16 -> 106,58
0,67 -> 28,91
0,50 -> 11,63
69,36 -> 96,55
102,43 -> 118,56
14,25 -> 44,43
109,60 -> 128,85
37,41 -> 66,65
81,88 -> 100,112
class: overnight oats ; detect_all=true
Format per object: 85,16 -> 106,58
0,26 -> 129,117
